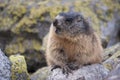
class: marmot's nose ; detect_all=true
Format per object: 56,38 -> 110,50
53,19 -> 62,27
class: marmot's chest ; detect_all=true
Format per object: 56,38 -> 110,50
63,42 -> 81,61
62,40 -> 92,61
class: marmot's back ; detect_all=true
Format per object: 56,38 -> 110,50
46,12 -> 103,73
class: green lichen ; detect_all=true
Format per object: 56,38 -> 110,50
9,55 -> 30,80
10,0 -> 70,34
0,17 -> 14,30
11,17 -> 37,34
7,4 -> 27,17
5,43 -> 25,55
5,38 -> 41,55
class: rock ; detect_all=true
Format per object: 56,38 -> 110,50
9,55 -> 30,80
30,67 -> 50,80
103,43 -> 120,61
47,64 -> 109,80
101,15 -> 120,48
24,50 -> 46,73
105,61 -> 120,80
0,49 -> 11,80
30,65 -> 109,80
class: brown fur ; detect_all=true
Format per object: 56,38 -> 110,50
46,13 -> 103,72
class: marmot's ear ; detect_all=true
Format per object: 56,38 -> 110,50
85,17 -> 91,23
84,17 -> 92,27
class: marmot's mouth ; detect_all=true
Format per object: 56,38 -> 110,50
55,27 -> 62,34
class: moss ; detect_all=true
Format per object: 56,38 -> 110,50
9,55 -> 30,80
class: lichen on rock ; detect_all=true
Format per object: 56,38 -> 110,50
9,55 -> 30,80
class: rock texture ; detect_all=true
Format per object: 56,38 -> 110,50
47,64 -> 109,80
9,55 -> 30,80
103,43 -> 120,61
30,67 -> 50,80
105,61 -> 120,80
0,49 -> 11,80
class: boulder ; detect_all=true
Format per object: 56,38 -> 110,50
0,49 -> 11,80
47,64 -> 109,80
30,67 -> 50,80
9,55 -> 30,80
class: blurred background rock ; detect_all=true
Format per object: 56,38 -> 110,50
0,0 -> 120,73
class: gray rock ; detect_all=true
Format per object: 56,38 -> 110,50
105,61 -> 120,80
47,64 -> 109,80
0,49 -> 11,80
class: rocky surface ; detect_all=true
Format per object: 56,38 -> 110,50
103,43 -> 120,61
30,67 -> 50,80
0,49 -> 11,80
47,64 -> 109,80
105,61 -> 120,80
0,49 -> 31,80
9,55 -> 30,80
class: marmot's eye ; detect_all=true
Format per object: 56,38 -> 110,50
65,18 -> 72,23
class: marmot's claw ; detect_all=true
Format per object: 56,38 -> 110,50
83,63 -> 91,66
67,63 -> 79,70
51,65 -> 61,71
62,66 -> 72,75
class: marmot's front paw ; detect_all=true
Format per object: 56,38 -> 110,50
62,65 -> 72,75
51,65 -> 61,71
51,65 -> 72,75
67,63 -> 79,70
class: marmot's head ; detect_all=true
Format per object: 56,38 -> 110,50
52,12 -> 93,38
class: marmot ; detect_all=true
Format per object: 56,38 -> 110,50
46,12 -> 103,74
